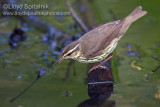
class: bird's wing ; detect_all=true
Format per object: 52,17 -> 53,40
79,20 -> 123,59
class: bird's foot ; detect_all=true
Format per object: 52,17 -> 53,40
89,62 -> 99,71
90,65 -> 99,71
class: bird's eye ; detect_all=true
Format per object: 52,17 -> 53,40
67,53 -> 71,56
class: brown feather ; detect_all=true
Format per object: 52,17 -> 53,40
78,20 -> 123,58
60,6 -> 147,63
77,6 -> 147,59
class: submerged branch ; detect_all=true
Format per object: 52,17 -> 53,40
8,48 -> 46,103
10,77 -> 40,103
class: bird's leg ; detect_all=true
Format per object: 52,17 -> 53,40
91,62 -> 98,68
99,53 -> 114,67
89,62 -> 98,72
90,53 -> 114,71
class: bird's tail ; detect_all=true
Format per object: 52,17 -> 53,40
126,6 -> 147,22
117,6 -> 147,38
125,6 -> 147,24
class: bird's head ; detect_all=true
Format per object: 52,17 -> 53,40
57,41 -> 80,64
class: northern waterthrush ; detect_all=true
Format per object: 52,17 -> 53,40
57,6 -> 147,64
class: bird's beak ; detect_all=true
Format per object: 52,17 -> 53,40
56,57 -> 63,64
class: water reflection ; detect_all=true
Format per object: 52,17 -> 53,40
78,99 -> 115,107
78,66 -> 115,107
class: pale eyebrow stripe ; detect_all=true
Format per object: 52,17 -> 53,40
68,44 -> 79,53
64,44 -> 79,57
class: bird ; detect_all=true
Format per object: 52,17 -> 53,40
57,6 -> 147,67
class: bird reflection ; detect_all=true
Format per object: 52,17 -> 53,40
78,65 -> 115,107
